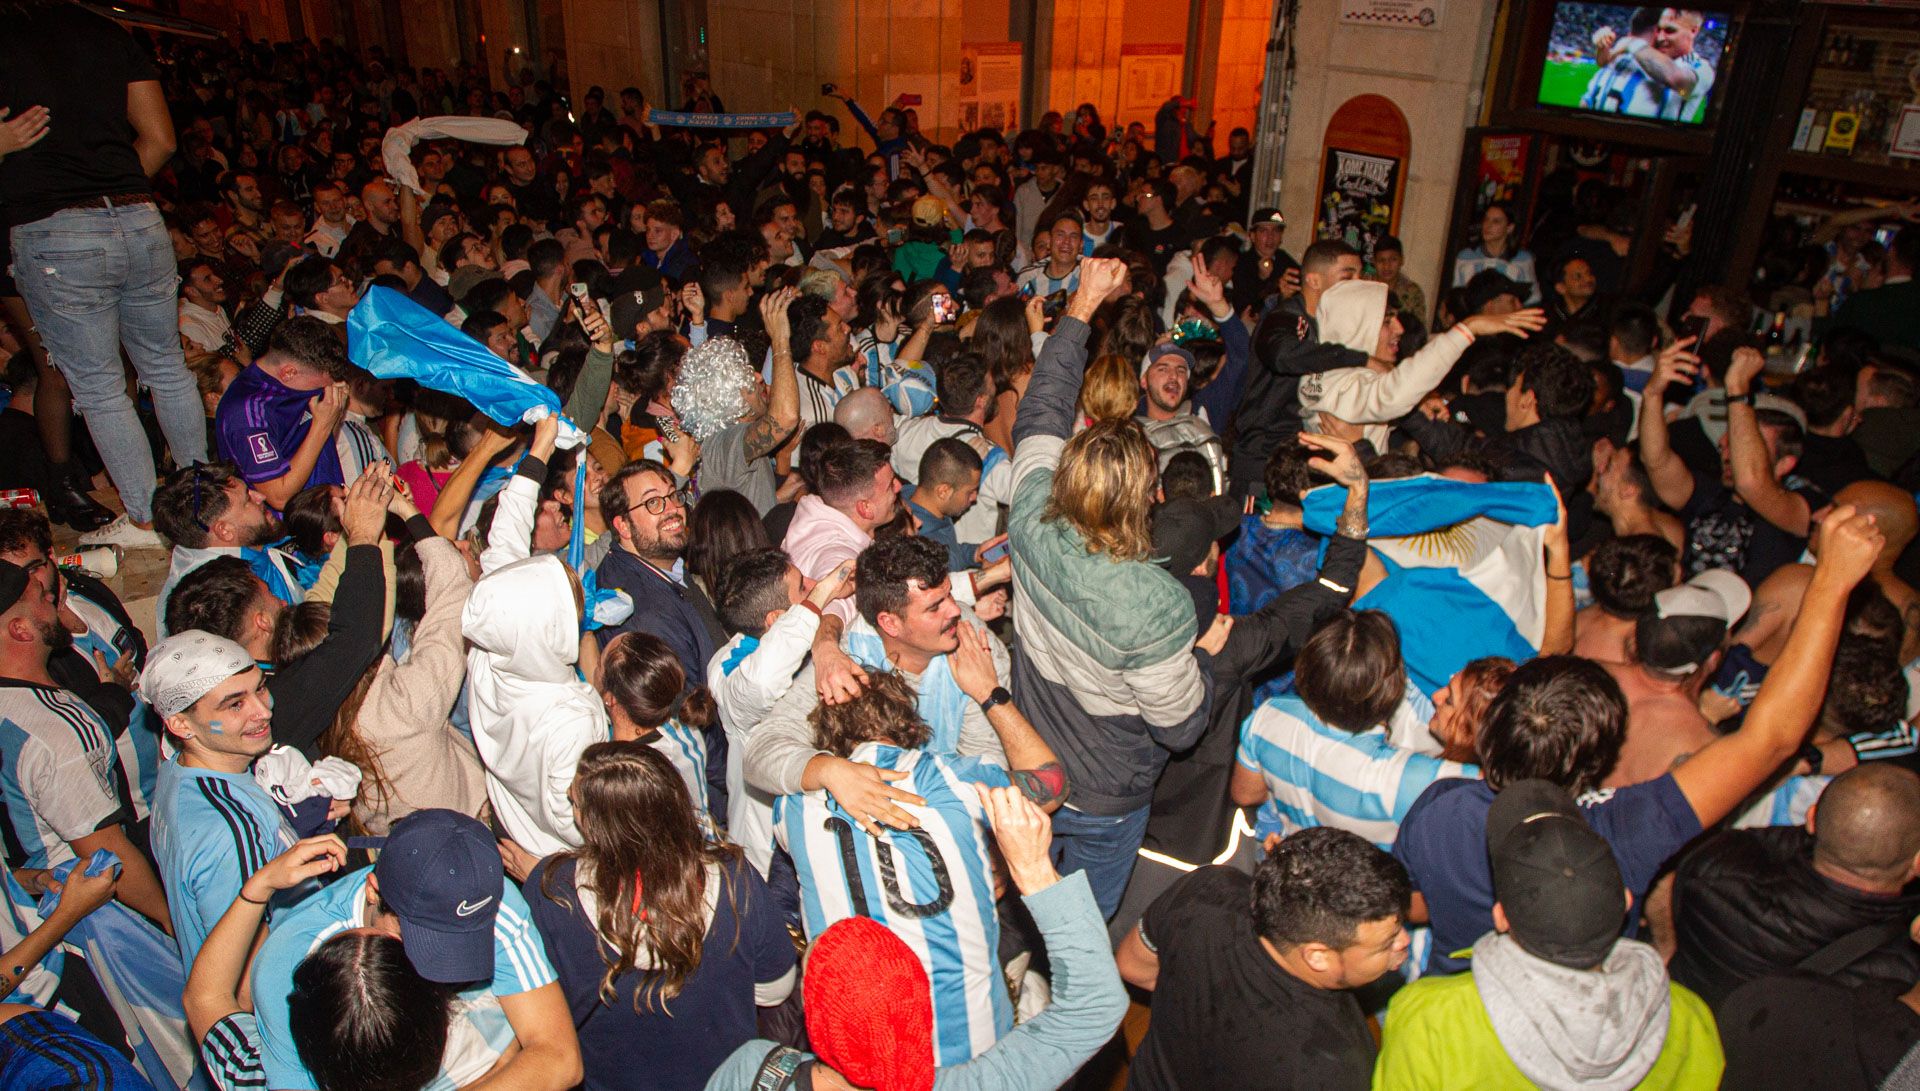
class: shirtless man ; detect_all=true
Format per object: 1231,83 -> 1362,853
1604,569 -> 1751,788
1735,481 -> 1920,666
1592,441 -> 1685,551
1574,533 -> 1680,664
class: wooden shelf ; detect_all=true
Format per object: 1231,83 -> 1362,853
1778,150 -> 1920,190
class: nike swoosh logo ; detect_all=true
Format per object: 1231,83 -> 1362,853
455,897 -> 494,917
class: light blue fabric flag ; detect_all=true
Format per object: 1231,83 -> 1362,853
349,286 -> 566,434
1303,474 -> 1558,695
38,851 -> 207,1090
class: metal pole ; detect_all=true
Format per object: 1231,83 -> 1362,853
1246,0 -> 1298,225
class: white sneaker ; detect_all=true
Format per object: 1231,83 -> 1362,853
78,515 -> 164,550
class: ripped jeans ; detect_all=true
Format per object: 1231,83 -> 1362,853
10,201 -> 207,522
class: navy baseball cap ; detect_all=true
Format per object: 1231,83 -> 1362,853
373,809 -> 503,984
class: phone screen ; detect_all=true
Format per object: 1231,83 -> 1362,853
932,294 -> 958,324
981,540 -> 1010,563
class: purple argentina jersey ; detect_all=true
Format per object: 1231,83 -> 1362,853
214,364 -> 344,492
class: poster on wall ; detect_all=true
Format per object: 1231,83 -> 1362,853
958,42 -> 1023,134
1118,44 -> 1184,132
1340,0 -> 1443,29
1316,147 -> 1402,264
1473,132 -> 1533,221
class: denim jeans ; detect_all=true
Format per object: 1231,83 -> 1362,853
1049,802 -> 1151,919
10,202 -> 207,522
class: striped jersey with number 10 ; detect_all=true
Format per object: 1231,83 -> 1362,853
774,741 -> 1013,1067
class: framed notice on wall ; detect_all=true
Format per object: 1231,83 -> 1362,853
1317,148 -> 1403,264
1340,0 -> 1443,29
1118,44 -> 1184,132
957,43 -> 1023,134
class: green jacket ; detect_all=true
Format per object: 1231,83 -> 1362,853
1373,969 -> 1723,1090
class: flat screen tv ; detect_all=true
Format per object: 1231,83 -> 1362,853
1536,4 -> 1734,126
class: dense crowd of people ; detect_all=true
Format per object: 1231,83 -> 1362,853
2,4 -> 1920,1089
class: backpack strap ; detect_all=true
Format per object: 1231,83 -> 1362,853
1794,919 -> 1911,977
750,1043 -> 807,1091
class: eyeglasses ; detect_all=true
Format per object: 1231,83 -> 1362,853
621,487 -> 692,518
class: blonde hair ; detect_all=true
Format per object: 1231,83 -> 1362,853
1079,353 -> 1141,423
1043,417 -> 1158,560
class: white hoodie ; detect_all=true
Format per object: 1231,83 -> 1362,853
1301,279 -> 1474,451
461,553 -> 608,856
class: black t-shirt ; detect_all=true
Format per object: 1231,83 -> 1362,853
1680,468 -> 1823,588
1796,432 -> 1877,497
1718,973 -> 1920,1091
1126,219 -> 1187,276
1127,866 -> 1375,1091
0,3 -> 156,226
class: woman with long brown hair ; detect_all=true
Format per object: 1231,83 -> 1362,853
525,741 -> 796,1091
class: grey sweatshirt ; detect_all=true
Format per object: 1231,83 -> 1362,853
1472,931 -> 1672,1091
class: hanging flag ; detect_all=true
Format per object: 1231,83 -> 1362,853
1303,473 -> 1557,694
347,286 -> 583,448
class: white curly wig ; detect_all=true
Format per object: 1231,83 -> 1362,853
671,336 -> 757,444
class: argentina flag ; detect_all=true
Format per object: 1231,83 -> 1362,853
348,286 -> 584,448
39,850 -> 208,1089
1303,474 -> 1558,695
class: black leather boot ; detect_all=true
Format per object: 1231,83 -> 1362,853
45,464 -> 114,532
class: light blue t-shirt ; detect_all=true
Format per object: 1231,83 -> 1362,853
151,759 -> 310,972
251,867 -> 556,1091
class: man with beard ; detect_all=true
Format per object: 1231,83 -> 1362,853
1138,343 -> 1227,495
150,459 -> 305,636
594,459 -> 719,684
1081,179 -> 1123,253
0,559 -> 170,931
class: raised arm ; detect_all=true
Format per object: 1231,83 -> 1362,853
951,621 -> 1066,810
427,424 -> 516,539
938,790 -> 1124,1091
252,381 -> 349,510
1635,337 -> 1700,512
1540,476 -> 1575,655
1012,258 -> 1127,451
184,837 -> 345,1042
742,287 -> 800,462
1670,507 -> 1881,825
1187,263 -> 1250,425
480,416 -> 558,574
1723,346 -> 1811,536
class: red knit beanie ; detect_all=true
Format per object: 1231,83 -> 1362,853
803,916 -> 937,1091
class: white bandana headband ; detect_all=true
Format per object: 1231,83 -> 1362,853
139,631 -> 256,718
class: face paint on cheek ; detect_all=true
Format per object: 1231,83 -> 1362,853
265,692 -> 275,710
206,720 -> 225,735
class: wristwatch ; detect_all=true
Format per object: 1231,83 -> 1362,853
979,686 -> 1013,714
1726,390 -> 1758,406
1797,740 -> 1824,775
